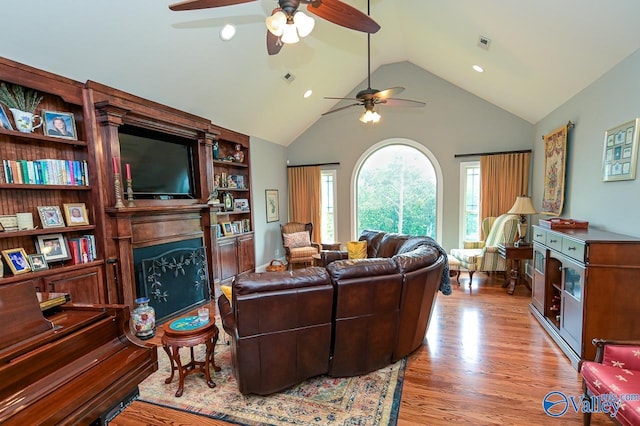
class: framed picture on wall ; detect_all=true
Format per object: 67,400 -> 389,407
265,189 -> 279,223
602,118 -> 639,182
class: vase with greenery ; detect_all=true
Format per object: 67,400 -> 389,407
0,83 -> 42,113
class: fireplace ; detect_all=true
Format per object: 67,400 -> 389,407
133,238 -> 210,324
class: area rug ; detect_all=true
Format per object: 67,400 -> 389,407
138,335 -> 406,425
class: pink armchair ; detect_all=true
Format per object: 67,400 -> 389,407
580,339 -> 640,426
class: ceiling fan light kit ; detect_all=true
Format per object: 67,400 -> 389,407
360,108 -> 380,124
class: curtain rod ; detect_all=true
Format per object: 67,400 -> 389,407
287,162 -> 340,168
454,149 -> 532,159
541,120 -> 575,140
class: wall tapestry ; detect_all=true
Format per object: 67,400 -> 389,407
542,124 -> 568,216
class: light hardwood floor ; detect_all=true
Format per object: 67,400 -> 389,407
112,274 -> 612,426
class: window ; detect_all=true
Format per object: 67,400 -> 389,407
460,161 -> 480,243
320,169 -> 337,243
355,144 -> 437,237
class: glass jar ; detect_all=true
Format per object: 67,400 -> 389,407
233,144 -> 244,163
132,297 -> 155,340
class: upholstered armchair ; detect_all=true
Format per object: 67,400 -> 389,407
449,213 -> 518,287
280,222 -> 321,270
580,339 -> 640,426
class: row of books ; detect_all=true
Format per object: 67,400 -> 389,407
68,235 -> 97,265
2,159 -> 89,186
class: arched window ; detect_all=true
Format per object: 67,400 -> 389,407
353,140 -> 442,240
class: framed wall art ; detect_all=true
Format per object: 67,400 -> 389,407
602,118 -> 639,182
265,189 -> 279,223
43,110 -> 77,140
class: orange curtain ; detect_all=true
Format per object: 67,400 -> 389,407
480,152 -> 531,234
287,166 -> 321,242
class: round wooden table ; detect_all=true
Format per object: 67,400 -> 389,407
161,316 -> 221,397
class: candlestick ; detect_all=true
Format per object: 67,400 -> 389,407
126,163 -> 131,180
113,172 -> 125,209
126,178 -> 135,207
112,157 -> 119,174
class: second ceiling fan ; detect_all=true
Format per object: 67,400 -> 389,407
168,0 -> 381,55
322,0 -> 425,123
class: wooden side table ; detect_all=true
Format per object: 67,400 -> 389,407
498,243 -> 533,295
161,317 -> 221,397
321,242 -> 341,251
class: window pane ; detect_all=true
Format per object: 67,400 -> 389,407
321,170 -> 336,242
356,145 -> 437,238
462,163 -> 480,241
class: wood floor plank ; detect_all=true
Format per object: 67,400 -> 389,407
113,274 -> 613,425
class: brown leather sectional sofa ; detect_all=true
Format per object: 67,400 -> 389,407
218,231 -> 450,395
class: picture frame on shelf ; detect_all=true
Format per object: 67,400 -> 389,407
233,220 -> 243,234
215,224 -> 223,238
35,233 -> 71,262
42,110 -> 77,140
37,206 -> 65,228
63,203 -> 89,226
231,223 -> 240,234
28,253 -> 49,272
234,198 -> 249,211
221,221 -> 234,236
0,105 -> 13,130
602,118 -> 639,182
265,189 -> 279,223
2,248 -> 31,275
0,214 -> 18,231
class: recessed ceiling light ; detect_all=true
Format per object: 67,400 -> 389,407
472,64 -> 484,73
220,24 -> 236,41
303,89 -> 313,98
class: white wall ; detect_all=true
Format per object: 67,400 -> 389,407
287,61 -> 534,251
532,49 -> 640,237
249,136 -> 289,269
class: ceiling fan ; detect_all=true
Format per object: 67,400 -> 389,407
322,1 -> 425,123
168,0 -> 381,55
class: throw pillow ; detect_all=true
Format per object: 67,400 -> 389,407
347,240 -> 367,260
283,231 -> 311,248
221,285 -> 233,303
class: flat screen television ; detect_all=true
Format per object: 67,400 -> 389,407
118,125 -> 196,199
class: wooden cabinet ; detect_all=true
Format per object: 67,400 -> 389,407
0,57 -> 105,304
216,232 -> 255,285
530,225 -> 640,368
42,265 -> 104,304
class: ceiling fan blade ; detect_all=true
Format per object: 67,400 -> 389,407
306,0 -> 380,33
382,98 -> 426,107
322,103 -> 362,116
267,30 -> 283,55
374,87 -> 405,100
169,0 -> 255,11
324,96 -> 360,101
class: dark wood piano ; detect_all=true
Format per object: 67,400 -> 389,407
0,281 -> 157,425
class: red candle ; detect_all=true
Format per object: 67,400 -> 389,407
112,157 -> 119,174
126,163 -> 131,179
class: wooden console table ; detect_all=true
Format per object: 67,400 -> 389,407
498,243 -> 533,295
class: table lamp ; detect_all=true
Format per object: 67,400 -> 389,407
507,196 -> 538,247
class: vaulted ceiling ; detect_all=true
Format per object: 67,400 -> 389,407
3,0 -> 640,146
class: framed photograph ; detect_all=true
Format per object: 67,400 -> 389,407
0,106 -> 13,130
2,248 -> 31,275
63,203 -> 89,226
602,118 -> 639,182
234,198 -> 250,211
265,189 -> 279,223
42,110 -> 77,140
0,215 -> 18,231
221,221 -> 234,236
28,253 -> 49,271
35,233 -> 71,262
37,206 -> 65,228
233,220 -> 243,234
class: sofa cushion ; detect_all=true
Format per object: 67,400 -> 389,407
235,267 -> 329,295
393,246 -> 439,273
283,231 -> 311,248
359,230 -> 386,258
326,258 -> 397,281
397,237 -> 431,255
347,241 -> 367,259
377,233 -> 412,258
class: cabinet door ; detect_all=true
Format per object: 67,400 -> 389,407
560,257 -> 585,355
218,238 -> 238,280
44,266 -> 104,304
531,245 -> 546,313
237,234 -> 255,274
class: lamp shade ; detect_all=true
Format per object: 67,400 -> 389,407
293,11 -> 315,37
266,10 -> 286,36
507,196 -> 537,215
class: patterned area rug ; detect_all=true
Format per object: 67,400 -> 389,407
138,334 -> 405,425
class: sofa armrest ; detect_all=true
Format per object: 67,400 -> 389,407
320,250 -> 348,267
326,258 -> 397,281
217,293 -> 237,339
463,240 -> 485,249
